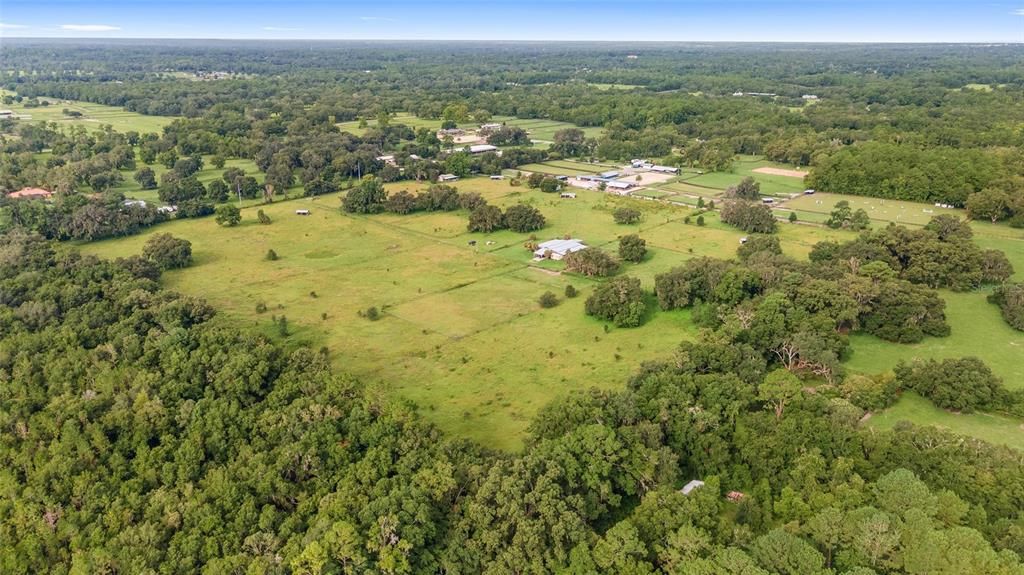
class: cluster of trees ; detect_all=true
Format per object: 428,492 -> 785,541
825,200 -> 872,231
894,357 -> 1023,415
805,142 -> 1009,206
989,282 -> 1024,331
141,233 -> 193,269
340,177 -> 546,234
468,203 -> 545,233
725,176 -> 761,201
3,230 -> 1024,574
485,126 -> 530,146
809,215 -> 1013,291
965,178 -> 1024,226
584,275 -> 647,327
563,247 -> 619,277
720,200 -> 778,234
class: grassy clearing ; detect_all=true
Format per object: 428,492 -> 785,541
2,90 -> 174,134
784,192 -> 961,227
335,113 -> 604,142
674,156 -> 808,197
495,116 -> 605,142
78,176 -> 1024,450
868,392 -> 1024,450
517,160 -> 610,176
847,290 -> 1024,388
589,83 -> 642,90
336,112 -> 452,136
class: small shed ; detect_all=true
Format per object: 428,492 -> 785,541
681,480 -> 705,495
438,174 -> 459,183
296,209 -> 310,215
490,175 -> 504,180
560,192 -> 577,199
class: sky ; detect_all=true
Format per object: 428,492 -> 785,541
0,0 -> 1022,43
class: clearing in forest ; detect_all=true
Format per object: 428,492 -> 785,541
80,176 -> 1024,451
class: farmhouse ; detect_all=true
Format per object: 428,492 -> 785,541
375,154 -> 397,166
157,205 -> 178,214
438,174 -> 459,182
533,238 -> 586,260
7,187 -> 53,200
681,479 -> 705,495
479,122 -> 503,131
468,144 -> 499,154
0,110 -> 14,119
123,199 -> 147,208
438,128 -> 465,137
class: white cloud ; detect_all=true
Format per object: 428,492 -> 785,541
1013,8 -> 1024,15
359,16 -> 395,22
263,26 -> 303,31
0,22 -> 29,29
60,24 -> 121,32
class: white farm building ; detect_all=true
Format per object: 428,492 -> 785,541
533,238 -> 586,261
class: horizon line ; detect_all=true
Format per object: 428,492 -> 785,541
2,36 -> 1022,45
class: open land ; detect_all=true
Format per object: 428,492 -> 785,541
81,175 -> 1024,450
1,89 -> 174,134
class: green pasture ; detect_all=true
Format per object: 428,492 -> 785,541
847,290 -> 1024,388
494,117 -> 605,142
2,90 -> 174,134
783,192 -> 962,227
336,112 -> 452,136
517,160 -> 611,176
589,83 -> 642,90
335,112 -> 603,143
868,392 -> 1023,450
78,176 -> 1024,450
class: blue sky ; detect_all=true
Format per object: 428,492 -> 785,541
0,1 -> 1022,42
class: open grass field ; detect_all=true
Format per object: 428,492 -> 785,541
868,393 -> 1024,450
335,112 -> 604,143
784,192 -> 961,227
847,290 -> 1024,387
517,159 -> 612,176
681,157 -> 807,196
336,112 -> 452,136
78,176 -> 1024,450
494,117 -> 605,142
2,90 -> 174,134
